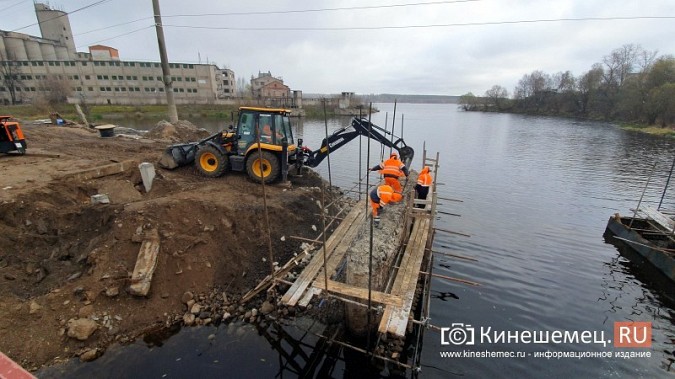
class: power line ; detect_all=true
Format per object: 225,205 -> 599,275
162,0 -> 480,18
74,17 -> 152,37
0,0 -> 29,13
162,15 -> 675,31
12,0 -> 113,32
76,25 -> 154,49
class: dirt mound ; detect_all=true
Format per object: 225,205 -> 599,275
145,120 -> 211,142
0,123 -> 344,371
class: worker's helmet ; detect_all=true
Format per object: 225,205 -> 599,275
390,152 -> 399,159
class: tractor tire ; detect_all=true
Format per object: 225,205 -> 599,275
246,150 -> 280,183
195,145 -> 230,178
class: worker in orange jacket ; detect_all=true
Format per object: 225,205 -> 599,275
370,184 -> 403,226
415,166 -> 433,208
370,152 -> 409,193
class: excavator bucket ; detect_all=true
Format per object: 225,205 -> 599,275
158,143 -> 198,169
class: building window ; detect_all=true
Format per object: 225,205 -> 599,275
88,87 -> 94,91
121,87 -> 127,91
100,87 -> 106,91
134,87 -> 140,92
97,75 -> 103,80
179,88 -> 184,92
48,61 -> 54,66
159,88 -> 164,92
142,76 -> 147,81
126,76 -> 132,80
73,75 -> 79,80
80,62 -> 87,66
132,76 -> 138,80
128,87 -> 134,91
154,63 -> 159,68
76,87 -> 82,91
156,76 -> 162,81
31,62 -> 37,66
85,75 -> 91,80
173,88 -> 178,92
114,87 -> 120,92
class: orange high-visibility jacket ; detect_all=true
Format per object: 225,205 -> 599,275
417,166 -> 433,187
370,184 -> 404,206
371,155 -> 409,178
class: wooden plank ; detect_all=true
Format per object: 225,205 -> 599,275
298,287 -> 322,308
314,279 -> 403,307
638,205 -> 675,233
378,218 -> 430,336
387,219 -> 430,336
281,205 -> 364,305
61,159 -> 137,181
128,229 -> 160,297
378,220 -> 423,334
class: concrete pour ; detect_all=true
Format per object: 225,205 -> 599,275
345,172 -> 418,336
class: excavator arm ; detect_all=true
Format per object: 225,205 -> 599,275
299,117 -> 414,169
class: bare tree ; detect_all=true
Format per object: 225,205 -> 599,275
37,74 -> 72,105
0,51 -> 24,105
484,85 -> 508,110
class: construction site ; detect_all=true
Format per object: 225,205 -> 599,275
0,108 -> 470,377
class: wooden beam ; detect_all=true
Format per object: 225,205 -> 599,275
315,279 -> 403,308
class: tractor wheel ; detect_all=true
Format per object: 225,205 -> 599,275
246,150 -> 280,183
195,145 -> 229,177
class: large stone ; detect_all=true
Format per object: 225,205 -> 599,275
181,291 -> 194,304
183,313 -> 195,326
78,305 -> 94,318
79,348 -> 100,362
29,301 -> 42,315
260,301 -> 275,315
66,318 -> 98,341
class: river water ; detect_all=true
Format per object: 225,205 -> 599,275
42,104 -> 674,378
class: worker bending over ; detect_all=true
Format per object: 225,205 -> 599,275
370,184 -> 403,226
415,166 -> 433,208
370,152 -> 409,193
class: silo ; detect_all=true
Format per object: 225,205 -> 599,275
55,46 -> 69,60
25,39 -> 43,60
4,37 -> 28,60
0,37 -> 6,59
35,3 -> 77,56
40,43 -> 57,60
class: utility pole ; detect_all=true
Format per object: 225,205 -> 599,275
152,0 -> 178,123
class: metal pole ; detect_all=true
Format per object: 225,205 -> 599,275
381,113 -> 388,161
658,154 -> 675,210
254,119 -> 275,275
630,161 -> 658,228
152,0 -> 178,123
366,103 -> 374,351
321,182 -> 329,292
322,99 -> 332,188
401,114 -> 404,141
390,99 -> 397,156
359,107 -> 363,201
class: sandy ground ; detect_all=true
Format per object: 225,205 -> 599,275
0,122 -> 339,370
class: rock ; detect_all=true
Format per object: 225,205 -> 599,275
67,272 -> 82,281
251,308 -> 258,317
198,311 -> 211,319
29,301 -> 42,315
244,311 -> 252,319
161,292 -> 169,299
208,334 -> 216,341
78,305 -> 94,318
4,273 -> 16,281
66,318 -> 98,341
222,312 -> 232,321
190,303 -> 201,315
183,313 -> 195,326
79,348 -> 100,362
105,287 -> 119,298
181,291 -> 194,304
260,301 -> 275,315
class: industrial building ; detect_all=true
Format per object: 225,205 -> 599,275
0,3 -> 236,105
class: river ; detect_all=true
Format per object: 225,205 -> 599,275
42,104 -> 674,378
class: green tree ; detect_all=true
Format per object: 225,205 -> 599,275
458,92 -> 481,111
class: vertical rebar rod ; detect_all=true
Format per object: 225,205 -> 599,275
323,99 -> 333,188
255,120 -> 275,274
366,103 -> 374,351
630,161 -> 658,229
321,181 -> 329,293
658,154 -> 675,210
401,114 -> 405,142
381,113 -> 388,161
390,99 -> 397,156
359,108 -> 363,202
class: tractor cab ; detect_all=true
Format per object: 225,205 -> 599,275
194,107 -> 298,183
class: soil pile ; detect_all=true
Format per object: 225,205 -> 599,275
0,122 -> 341,371
145,120 -> 212,142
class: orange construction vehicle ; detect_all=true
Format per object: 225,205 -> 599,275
0,116 -> 26,155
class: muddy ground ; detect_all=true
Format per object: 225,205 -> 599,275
0,121 -> 345,371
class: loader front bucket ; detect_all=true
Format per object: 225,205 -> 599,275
158,143 -> 198,169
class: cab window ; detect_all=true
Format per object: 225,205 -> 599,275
258,114 -> 274,143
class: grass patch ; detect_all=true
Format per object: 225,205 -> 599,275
621,123 -> 675,137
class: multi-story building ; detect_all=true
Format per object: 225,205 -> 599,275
0,3 -> 236,105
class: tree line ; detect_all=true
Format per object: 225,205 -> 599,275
459,44 -> 675,127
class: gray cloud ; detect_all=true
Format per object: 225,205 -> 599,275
5,0 -> 675,96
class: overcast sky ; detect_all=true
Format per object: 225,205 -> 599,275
3,0 -> 674,96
